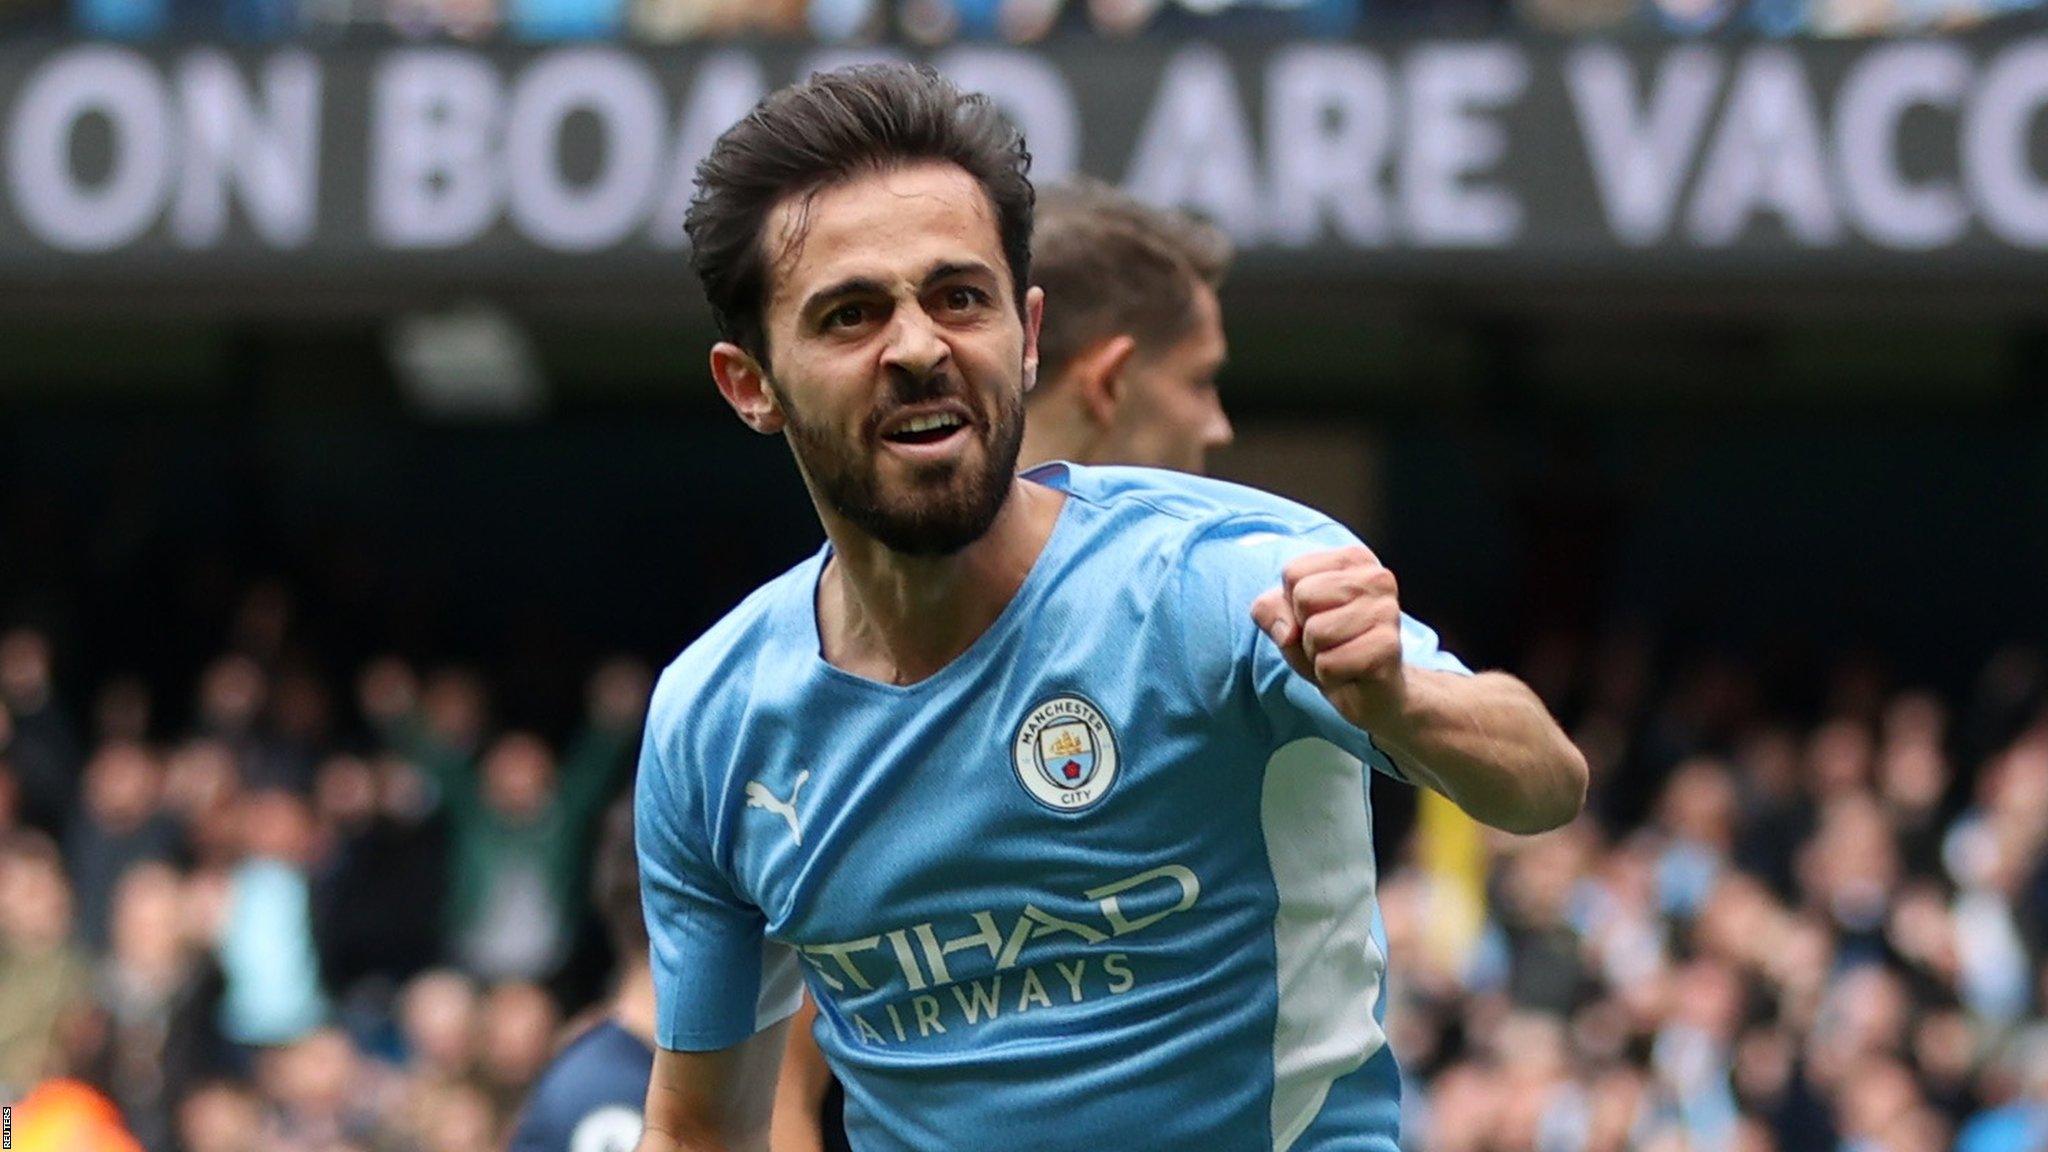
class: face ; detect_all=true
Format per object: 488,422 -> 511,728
1107,282 -> 1232,474
715,163 -> 1041,556
480,982 -> 559,1086
111,863 -> 184,969
481,734 -> 553,820
0,855 -> 70,944
401,972 -> 479,1071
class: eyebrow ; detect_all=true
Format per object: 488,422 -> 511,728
921,260 -> 999,289
801,276 -> 888,318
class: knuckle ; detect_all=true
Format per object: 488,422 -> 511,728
1303,614 -> 1343,649
1373,633 -> 1404,669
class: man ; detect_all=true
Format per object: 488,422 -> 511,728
635,64 -> 1585,1152
510,177 -> 1235,1152
1016,178 -> 1234,474
771,177 -> 1242,1152
506,801 -> 655,1152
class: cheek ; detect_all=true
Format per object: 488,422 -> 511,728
1170,385 -> 1216,431
777,356 -> 869,427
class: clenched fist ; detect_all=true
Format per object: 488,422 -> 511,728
1249,544 -> 1407,730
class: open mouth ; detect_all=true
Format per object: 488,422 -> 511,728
881,411 -> 969,446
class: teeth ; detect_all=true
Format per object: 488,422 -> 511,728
898,412 -> 963,434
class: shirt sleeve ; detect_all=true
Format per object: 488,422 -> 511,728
635,707 -> 803,1052
1182,514 -> 1472,784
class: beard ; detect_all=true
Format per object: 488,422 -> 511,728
776,366 -> 1025,557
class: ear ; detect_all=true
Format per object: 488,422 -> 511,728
709,342 -> 785,435
1021,286 -> 1045,393
1069,334 -> 1137,429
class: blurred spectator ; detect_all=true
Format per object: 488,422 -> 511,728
251,1027 -> 387,1149
75,861 -> 228,1151
249,662 -> 334,796
395,968 -> 480,1087
476,979 -> 559,1114
2,576 -> 2046,1152
215,789 -> 328,1047
0,830 -> 92,1096
367,658 -> 642,982
420,1081 -> 502,1152
1732,725 -> 1808,897
310,751 -> 447,993
176,1080 -> 263,1152
49,0 -> 2048,40
1495,826 -> 1594,1014
1651,757 -> 1736,918
1,627 -> 84,837
1958,1029 -> 2048,1152
163,739 -> 244,872
65,742 -> 181,955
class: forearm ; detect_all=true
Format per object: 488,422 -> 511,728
770,1097 -> 827,1152
1362,669 -> 1587,835
638,1022 -> 790,1152
635,1127 -> 760,1152
770,997 -> 831,1152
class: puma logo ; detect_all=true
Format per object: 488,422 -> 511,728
744,771 -> 811,845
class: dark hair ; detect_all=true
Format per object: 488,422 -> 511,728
593,799 -> 647,962
686,64 -> 1035,366
1029,177 -> 1232,389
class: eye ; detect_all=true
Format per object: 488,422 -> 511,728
824,303 -> 870,331
939,285 -> 989,313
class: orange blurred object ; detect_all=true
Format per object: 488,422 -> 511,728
13,1080 -> 145,1152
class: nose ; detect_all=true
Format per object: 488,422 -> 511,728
880,305 -> 950,382
1205,396 -> 1234,448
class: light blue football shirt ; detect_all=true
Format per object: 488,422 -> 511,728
635,463 -> 1470,1151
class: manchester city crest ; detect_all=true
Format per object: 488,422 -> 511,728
1012,694 -> 1119,811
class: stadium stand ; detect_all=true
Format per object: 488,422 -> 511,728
0,579 -> 2045,1149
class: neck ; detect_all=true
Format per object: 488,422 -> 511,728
1019,396 -> 1102,471
818,478 -> 1064,685
610,963 -> 657,1046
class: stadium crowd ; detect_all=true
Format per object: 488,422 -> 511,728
24,0 -> 2045,49
0,584 -> 2045,1152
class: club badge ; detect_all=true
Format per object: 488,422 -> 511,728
1012,694 -> 1119,811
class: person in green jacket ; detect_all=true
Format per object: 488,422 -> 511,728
361,658 -> 649,981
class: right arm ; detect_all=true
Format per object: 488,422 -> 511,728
637,1017 -> 793,1152
769,996 -> 832,1152
636,668 -> 806,1152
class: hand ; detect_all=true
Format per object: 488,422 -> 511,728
1249,545 -> 1407,730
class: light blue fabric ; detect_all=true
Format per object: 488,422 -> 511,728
504,0 -> 623,38
1955,1105 -> 2048,1152
1657,841 -> 1721,918
71,0 -> 167,38
637,463 -> 1470,1150
217,859 -> 328,1045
